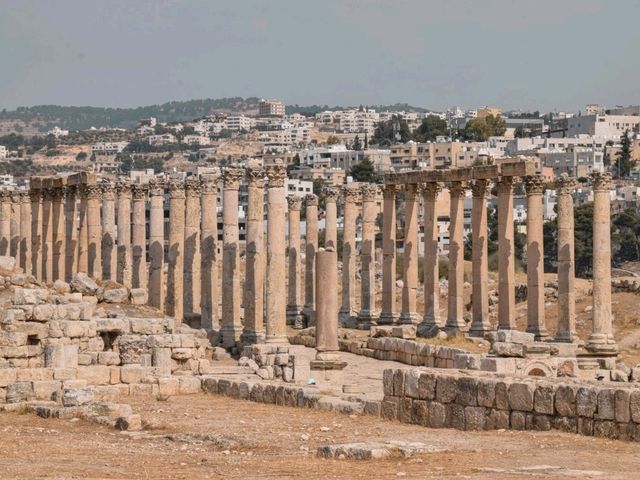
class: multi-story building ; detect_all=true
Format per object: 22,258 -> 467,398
538,147 -> 603,177
338,109 -> 380,135
148,134 -> 177,147
389,141 -> 486,170
226,115 -> 255,132
182,135 -> 211,147
566,114 -> 640,137
475,106 -> 502,119
0,145 -> 7,159
259,99 -> 285,117
92,141 -> 128,155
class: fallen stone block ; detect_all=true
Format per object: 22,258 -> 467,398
62,388 -> 94,406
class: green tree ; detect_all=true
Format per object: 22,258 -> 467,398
326,135 -> 341,145
312,178 -> 324,196
352,135 -> 362,151
413,114 -> 448,142
371,115 -> 411,145
75,151 -> 88,161
462,114 -> 506,141
349,157 -> 378,183
615,130 -> 633,177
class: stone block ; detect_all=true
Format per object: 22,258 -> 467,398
178,376 -> 202,394
45,344 -> 78,369
109,367 -> 120,384
32,380 -> 61,401
62,388 -> 93,406
435,375 -> 458,403
129,318 -> 163,335
392,369 -> 405,396
76,366 -> 110,385
14,288 -> 49,305
95,318 -> 128,334
0,368 -> 17,387
445,403 -> 465,430
32,304 -> 55,322
533,384 -> 555,415
508,382 -> 534,412
456,377 -> 478,406
510,411 -> 527,430
398,397 -> 412,423
630,390 -> 640,423
596,389 -> 615,420
404,369 -> 421,399
486,409 -> 510,430
201,377 -> 217,394
129,383 -> 157,396
102,288 -> 129,304
382,369 -> 394,396
553,416 -> 577,433
555,385 -> 577,417
70,273 -> 99,295
417,372 -> 436,400
171,348 -> 193,360
494,381 -> 509,410
576,387 -> 597,417
6,381 -> 33,403
495,330 -> 535,344
152,348 -> 172,377
381,397 -> 399,421
577,417 -> 594,436
410,399 -> 428,426
16,368 -> 53,381
532,414 -> 552,431
491,342 -> 525,357
97,352 -> 120,366
0,332 -> 28,347
614,389 -> 631,423
477,379 -> 496,408
426,401 -> 446,428
465,406 -> 486,431
130,288 -> 148,305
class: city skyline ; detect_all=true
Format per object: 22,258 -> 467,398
1,0 -> 639,112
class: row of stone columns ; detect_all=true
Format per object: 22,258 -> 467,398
0,190 -> 31,272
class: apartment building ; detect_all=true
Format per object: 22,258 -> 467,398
148,134 -> 177,146
0,145 -> 7,159
92,141 -> 129,155
226,115 -> 256,131
182,135 -> 211,146
389,141 -> 485,170
567,114 -> 640,137
259,99 -> 286,117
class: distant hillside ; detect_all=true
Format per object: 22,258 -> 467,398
0,98 -> 428,133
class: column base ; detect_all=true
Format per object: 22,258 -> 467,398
585,333 -> 618,356
220,325 -> 243,349
286,306 -> 305,329
468,324 -> 493,338
398,312 -> 420,325
264,335 -> 289,345
554,331 -> 578,343
417,323 -> 441,338
339,309 -> 359,329
302,306 -> 315,328
378,312 -> 398,325
357,310 -> 378,329
526,326 -> 550,342
241,330 -> 266,345
444,317 -> 467,332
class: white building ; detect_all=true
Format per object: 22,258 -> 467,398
92,141 -> 128,155
227,115 -> 255,132
182,134 -> 211,146
47,126 -> 69,138
259,99 -> 285,117
567,114 -> 640,138
0,145 -> 7,159
148,134 -> 177,146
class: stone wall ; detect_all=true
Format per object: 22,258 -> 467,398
241,344 -> 311,383
382,367 -> 640,441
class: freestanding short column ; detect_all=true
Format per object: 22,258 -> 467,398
316,248 -> 339,352
131,184 -> 148,289
323,187 -> 339,249
339,186 -> 360,325
419,182 -> 442,333
64,185 -> 78,282
30,188 -> 43,279
303,194 -> 319,326
51,187 -> 65,282
42,188 -> 54,283
101,182 -> 117,281
446,181 -> 467,331
221,168 -> 244,348
183,178 -> 201,319
116,181 -> 132,288
10,191 -> 21,260
148,178 -> 165,310
86,184 -> 102,280
469,179 -> 491,336
524,175 -> 548,340
497,176 -> 516,330
286,195 -> 304,327
243,165 -> 266,343
358,183 -> 379,326
400,183 -> 420,325
19,192 -> 31,274
166,180 -> 185,321
587,172 -> 618,354
555,174 -> 577,342
200,172 -> 220,330
379,184 -> 397,324
0,191 -> 11,256
265,163 -> 288,344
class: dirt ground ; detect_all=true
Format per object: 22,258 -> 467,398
1,394 -> 640,479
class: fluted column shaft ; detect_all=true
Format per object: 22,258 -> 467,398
400,183 -> 420,325
43,189 -> 54,283
420,183 -> 441,329
166,181 -> 185,321
339,186 -> 360,325
324,188 -> 339,249
131,185 -> 148,289
265,163 -> 288,343
86,184 -> 102,279
243,166 -> 266,343
116,183 -> 132,288
200,174 -> 220,330
446,181 -> 467,331
469,180 -> 491,336
358,184 -> 379,326
51,188 -> 65,282
77,186 -> 88,275
497,177 -> 516,330
148,179 -> 165,310
286,196 -> 304,327
101,183 -> 117,281
19,192 -> 31,274
380,184 -> 397,324
183,179 -> 201,318
30,189 -> 42,280
555,175 -> 577,342
64,186 -> 78,282
303,194 -> 318,326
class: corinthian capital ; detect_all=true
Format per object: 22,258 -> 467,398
265,163 -> 287,188
591,171 -> 612,192
222,167 -> 244,190
287,195 -> 302,211
554,173 -> 577,196
524,174 -> 545,195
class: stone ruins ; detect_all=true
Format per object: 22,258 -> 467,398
0,158 -> 638,442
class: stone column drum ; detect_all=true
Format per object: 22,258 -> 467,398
131,184 -> 148,290
323,187 -> 339,249
339,186 -> 360,326
419,182 -> 442,334
64,185 -> 78,282
0,191 -> 11,256
469,179 -> 491,336
51,187 -> 65,282
358,183 -> 379,327
183,178 -> 202,320
10,191 -> 22,260
286,195 -> 304,328
200,173 -> 220,330
86,184 -> 102,279
42,188 -> 54,283
315,248 -> 339,352
148,179 -> 165,310
379,184 -> 397,325
525,175 -> 548,340
587,172 -> 618,354
116,181 -> 132,288
303,194 -> 319,326
101,182 -> 117,281
30,188 -> 43,280
243,165 -> 266,344
497,176 -> 516,330
400,183 -> 420,325
221,168 -> 244,348
555,175 -> 577,342
445,181 -> 467,331
265,163 -> 288,344
76,185 -> 88,276
166,180 -> 185,321
19,192 -> 31,274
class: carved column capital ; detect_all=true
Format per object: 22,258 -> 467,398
20,191 -> 31,204
524,174 -> 545,195
343,185 -> 362,203
591,171 -> 612,192
184,177 -> 202,197
169,180 -> 186,199
449,180 -> 470,197
265,163 -> 287,188
148,178 -> 166,197
222,167 -> 244,190
555,173 -> 577,196
200,174 -> 219,193
131,184 -> 149,200
83,184 -> 103,200
382,183 -> 399,199
323,186 -> 340,203
304,193 -> 319,207
246,165 -> 266,186
100,181 -> 116,200
360,183 -> 381,201
116,181 -> 132,199
422,181 -> 443,199
496,176 -> 515,194
287,195 -> 302,211
471,179 -> 490,199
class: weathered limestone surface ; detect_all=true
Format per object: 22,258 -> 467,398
101,182 -> 117,281
323,187 -> 339,250
555,175 -> 576,342
400,184 -> 419,325
340,186 -> 360,325
420,182 -> 441,331
116,182 -> 132,288
131,184 -> 147,290
166,181 -> 185,322
183,178 -> 201,319
148,179 -> 165,311
286,196 -> 303,328
303,194 -> 318,326
86,184 -> 102,280
19,192 -> 31,275
315,249 -> 339,352
244,165 -> 265,343
446,181 -> 467,331
200,173 -> 219,331
358,184 -> 379,327
30,189 -> 43,280
64,185 -> 77,282
497,176 -> 516,330
379,185 -> 397,325
469,180 -> 490,336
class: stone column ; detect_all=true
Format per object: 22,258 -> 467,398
303,194 -> 319,326
10,191 -> 21,260
0,191 -> 11,256
497,176 -> 516,330
42,188 -> 54,283
358,183 -> 379,326
446,181 -> 467,331
64,185 -> 78,282
86,184 -> 102,280
524,175 -> 548,340
400,183 -> 420,325
51,187 -> 65,282
183,178 -> 201,320
166,180 -> 185,321
587,172 -> 618,354
555,175 -> 577,342
419,182 -> 442,334
221,168 -> 244,348
200,172 -> 220,330
131,184 -> 148,289
379,184 -> 397,325
286,195 -> 304,328
339,186 -> 360,325
19,192 -> 31,274
469,179 -> 491,336
116,181 -> 132,288
323,187 -> 339,249
101,182 -> 117,281
76,185 -> 88,275
265,163 -> 288,344
148,178 -> 165,310
243,165 -> 266,343
315,248 -> 339,352
30,188 -> 42,280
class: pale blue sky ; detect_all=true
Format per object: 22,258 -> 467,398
1,0 -> 639,112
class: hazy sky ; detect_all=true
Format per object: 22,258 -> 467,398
1,0 -> 639,112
